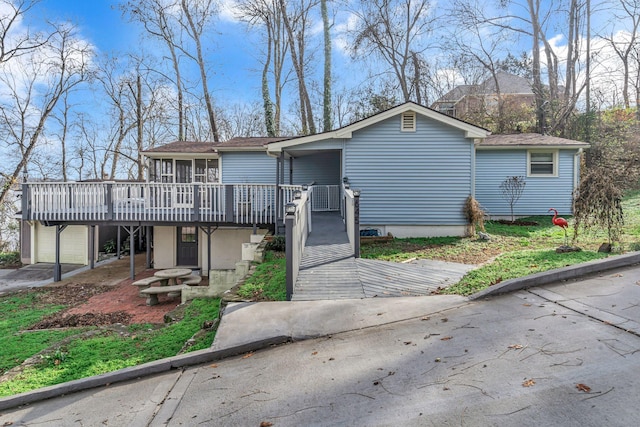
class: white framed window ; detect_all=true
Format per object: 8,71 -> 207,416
527,150 -> 558,177
401,111 -> 416,132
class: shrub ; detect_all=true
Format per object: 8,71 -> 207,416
266,235 -> 286,252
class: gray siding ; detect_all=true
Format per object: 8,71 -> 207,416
345,114 -> 473,225
221,151 -> 341,186
222,152 -> 277,184
475,149 -> 577,216
293,151 -> 341,185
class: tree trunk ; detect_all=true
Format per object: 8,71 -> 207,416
321,0 -> 332,132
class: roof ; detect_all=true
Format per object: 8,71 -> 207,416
143,137 -> 293,155
478,133 -> 590,148
433,72 -> 533,104
267,102 -> 490,153
143,141 -> 219,154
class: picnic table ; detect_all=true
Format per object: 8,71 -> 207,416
154,268 -> 192,286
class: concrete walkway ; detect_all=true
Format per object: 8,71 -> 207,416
293,212 -> 474,300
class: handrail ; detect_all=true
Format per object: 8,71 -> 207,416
22,182 -> 297,225
284,189 -> 311,300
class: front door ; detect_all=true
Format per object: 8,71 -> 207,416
177,226 -> 198,266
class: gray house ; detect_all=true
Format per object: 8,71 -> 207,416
21,102 -> 588,273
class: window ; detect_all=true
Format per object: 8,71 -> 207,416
150,158 -> 219,183
528,150 -> 557,177
181,226 -> 196,243
401,111 -> 416,132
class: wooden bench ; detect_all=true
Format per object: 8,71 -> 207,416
139,284 -> 186,306
132,276 -> 168,296
180,275 -> 202,285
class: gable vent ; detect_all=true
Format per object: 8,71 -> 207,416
401,111 -> 416,132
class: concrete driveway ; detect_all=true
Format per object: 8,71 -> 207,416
0,263 -> 85,295
2,262 -> 640,426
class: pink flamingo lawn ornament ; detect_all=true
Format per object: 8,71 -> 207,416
548,208 -> 569,246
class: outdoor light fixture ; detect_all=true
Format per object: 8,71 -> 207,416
294,190 -> 302,199
285,203 -> 297,214
353,189 -> 361,197
343,177 -> 349,183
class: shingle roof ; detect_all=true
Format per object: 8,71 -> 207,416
143,141 -> 218,153
143,137 -> 293,153
479,133 -> 590,147
433,72 -> 534,104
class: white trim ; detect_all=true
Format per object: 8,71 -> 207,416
527,149 -> 558,177
267,102 -> 489,154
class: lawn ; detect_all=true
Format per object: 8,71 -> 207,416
0,294 -> 220,397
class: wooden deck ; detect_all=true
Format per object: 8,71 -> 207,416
292,212 -> 476,301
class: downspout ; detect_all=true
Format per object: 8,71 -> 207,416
471,140 -> 478,198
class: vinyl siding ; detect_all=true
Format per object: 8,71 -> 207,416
292,151 -> 341,185
221,152 -> 277,184
475,149 -> 577,216
344,114 -> 473,225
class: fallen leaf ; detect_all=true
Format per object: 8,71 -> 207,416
373,381 -> 380,385
404,341 -> 412,345
576,383 -> 591,392
421,316 -> 430,321
209,363 -> 218,368
522,379 -> 536,387
440,336 -> 453,341
508,344 -> 524,350
260,422 -> 274,427
242,353 -> 254,359
612,273 -> 623,277
522,303 -> 532,307
312,351 -> 318,355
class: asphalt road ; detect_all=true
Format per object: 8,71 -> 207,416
2,264 -> 640,426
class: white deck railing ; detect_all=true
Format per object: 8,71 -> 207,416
23,182 -> 296,225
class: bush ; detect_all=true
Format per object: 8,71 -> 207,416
266,235 -> 286,252
0,251 -> 20,266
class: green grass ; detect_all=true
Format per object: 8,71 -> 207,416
0,297 -> 220,397
444,250 -> 608,296
237,251 -> 286,301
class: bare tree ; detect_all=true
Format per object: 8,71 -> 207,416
179,0 -> 220,141
0,0 -> 51,63
600,0 -> 640,109
278,0 -> 317,135
121,0 -> 187,141
0,23 -> 92,205
237,0 -> 290,136
321,0 -> 332,131
350,0 -> 437,103
500,176 -> 527,223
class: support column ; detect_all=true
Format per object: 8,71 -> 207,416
146,226 -> 152,268
88,225 -> 95,269
116,226 -> 121,259
353,190 -> 361,258
54,224 -> 68,282
285,205 -> 295,301
129,225 -> 136,280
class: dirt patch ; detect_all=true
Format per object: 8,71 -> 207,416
36,284 -> 113,307
29,311 -> 133,329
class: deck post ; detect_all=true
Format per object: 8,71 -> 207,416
88,225 -> 95,269
353,190 -> 361,258
116,226 -> 121,259
275,156 -> 281,230
129,225 -> 135,280
224,185 -> 234,222
193,184 -> 200,222
54,224 -> 67,282
285,207 -> 295,301
21,183 -> 30,220
106,183 -> 113,220
146,226 -> 152,268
